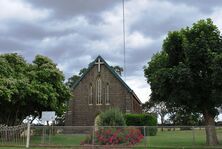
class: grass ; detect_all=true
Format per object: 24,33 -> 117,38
1,128 -> 222,148
30,134 -> 86,145
147,129 -> 205,147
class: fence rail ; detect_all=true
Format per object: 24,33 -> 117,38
1,125 -> 222,148
0,124 -> 27,147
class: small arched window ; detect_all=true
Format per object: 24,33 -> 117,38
105,83 -> 110,105
96,78 -> 102,105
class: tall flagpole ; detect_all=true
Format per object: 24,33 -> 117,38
122,0 -> 126,81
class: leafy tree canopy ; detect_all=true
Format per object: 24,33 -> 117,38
144,19 -> 222,145
0,53 -> 70,126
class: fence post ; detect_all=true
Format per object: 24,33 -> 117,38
192,126 -> 195,146
26,123 -> 30,148
144,126 -> 147,147
92,126 -> 95,146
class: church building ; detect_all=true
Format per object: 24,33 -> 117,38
65,56 -> 142,126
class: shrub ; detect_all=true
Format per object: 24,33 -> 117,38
82,127 -> 144,145
97,108 -> 126,126
95,128 -> 125,145
125,114 -> 157,136
81,109 -> 144,146
125,127 -> 144,145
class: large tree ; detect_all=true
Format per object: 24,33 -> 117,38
0,53 -> 70,126
144,19 -> 222,145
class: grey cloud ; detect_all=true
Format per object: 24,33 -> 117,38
130,10 -> 203,38
24,0 -> 120,22
164,0 -> 222,13
4,20 -> 102,41
128,45 -> 161,63
125,42 -> 161,76
0,37 -> 28,52
0,0 -> 219,102
5,22 -> 47,40
1,0 -> 219,81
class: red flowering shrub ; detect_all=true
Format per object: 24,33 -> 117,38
125,128 -> 144,145
95,128 -> 125,145
81,127 -> 144,146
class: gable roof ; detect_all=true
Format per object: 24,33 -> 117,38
71,55 -> 142,104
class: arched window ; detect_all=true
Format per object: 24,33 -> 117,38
105,83 -> 110,105
96,78 -> 102,105
89,83 -> 93,105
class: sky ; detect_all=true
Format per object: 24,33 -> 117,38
1,0 -> 222,103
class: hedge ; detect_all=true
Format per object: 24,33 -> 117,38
124,114 -> 157,136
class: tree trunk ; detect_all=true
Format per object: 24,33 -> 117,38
160,116 -> 164,131
203,110 -> 218,145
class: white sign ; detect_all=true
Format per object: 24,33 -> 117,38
41,111 -> 55,122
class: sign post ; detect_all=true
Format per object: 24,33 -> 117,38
41,111 -> 55,122
26,122 -> 31,148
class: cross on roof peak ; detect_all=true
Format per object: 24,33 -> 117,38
95,58 -> 104,72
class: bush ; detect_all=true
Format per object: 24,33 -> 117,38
81,127 -> 144,145
97,108 -> 126,126
125,114 -> 157,136
95,128 -> 125,145
81,109 -> 144,146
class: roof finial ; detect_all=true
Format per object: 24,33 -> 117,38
95,57 -> 104,72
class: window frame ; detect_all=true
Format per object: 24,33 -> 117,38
105,83 -> 110,105
88,83 -> 93,105
96,78 -> 102,105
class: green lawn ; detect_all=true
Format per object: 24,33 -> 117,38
1,129 -> 222,148
30,134 -> 86,145
147,129 -> 203,147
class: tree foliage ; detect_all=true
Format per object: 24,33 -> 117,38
110,65 -> 124,76
143,101 -> 168,127
169,107 -> 203,126
0,53 -> 70,126
66,68 -> 88,88
144,19 -> 222,145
